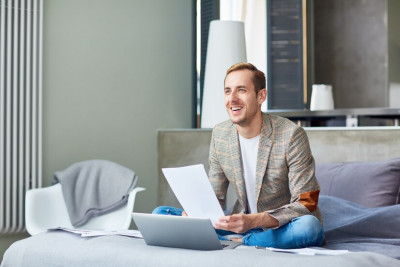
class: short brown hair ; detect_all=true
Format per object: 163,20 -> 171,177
225,62 -> 266,94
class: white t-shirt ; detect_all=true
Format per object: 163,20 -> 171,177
238,134 -> 260,214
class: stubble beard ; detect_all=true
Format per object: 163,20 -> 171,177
230,107 -> 262,130
230,109 -> 256,127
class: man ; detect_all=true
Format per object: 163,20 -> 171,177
154,62 -> 324,248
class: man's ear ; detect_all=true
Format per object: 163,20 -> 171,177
257,88 -> 267,104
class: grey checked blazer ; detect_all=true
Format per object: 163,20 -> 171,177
209,114 -> 322,227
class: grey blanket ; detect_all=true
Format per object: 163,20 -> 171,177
3,232 -> 400,267
320,195 -> 400,259
53,159 -> 138,227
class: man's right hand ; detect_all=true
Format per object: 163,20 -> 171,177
215,212 -> 279,233
182,211 -> 188,216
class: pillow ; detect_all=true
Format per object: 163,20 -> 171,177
315,158 -> 400,207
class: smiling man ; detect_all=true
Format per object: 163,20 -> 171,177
153,62 -> 324,249
208,62 -> 324,248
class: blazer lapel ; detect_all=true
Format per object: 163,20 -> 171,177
255,115 -> 273,204
228,124 -> 248,212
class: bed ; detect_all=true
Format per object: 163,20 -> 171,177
2,127 -> 400,267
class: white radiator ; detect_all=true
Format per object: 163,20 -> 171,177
0,0 -> 43,234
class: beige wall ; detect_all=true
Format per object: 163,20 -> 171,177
1,0 -> 194,260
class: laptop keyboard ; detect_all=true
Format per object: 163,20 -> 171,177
221,243 -> 230,248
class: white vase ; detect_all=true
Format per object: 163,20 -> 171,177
310,84 -> 334,111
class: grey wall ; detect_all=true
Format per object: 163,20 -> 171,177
42,0 -> 194,218
1,0 -> 194,260
314,0 -> 388,108
388,0 -> 400,84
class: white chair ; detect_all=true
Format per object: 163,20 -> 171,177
25,183 -> 145,235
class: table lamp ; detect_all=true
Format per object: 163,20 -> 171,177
201,20 -> 247,128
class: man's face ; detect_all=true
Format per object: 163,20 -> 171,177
224,69 -> 266,126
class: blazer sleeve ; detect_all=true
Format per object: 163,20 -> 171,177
266,126 -> 320,227
208,129 -> 230,209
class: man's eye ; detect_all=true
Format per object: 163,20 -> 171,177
239,88 -> 246,92
224,90 -> 230,94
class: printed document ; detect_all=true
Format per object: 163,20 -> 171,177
264,247 -> 349,256
162,164 -> 224,224
49,227 -> 143,238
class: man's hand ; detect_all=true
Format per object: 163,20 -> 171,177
215,212 -> 279,233
214,214 -> 254,233
182,211 -> 188,217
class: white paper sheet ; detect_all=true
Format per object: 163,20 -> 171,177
48,227 -> 143,238
162,164 -> 225,224
81,229 -> 142,238
262,247 -> 349,256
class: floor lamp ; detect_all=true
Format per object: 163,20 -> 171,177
201,20 -> 247,128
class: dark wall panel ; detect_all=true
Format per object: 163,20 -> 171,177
314,0 -> 388,108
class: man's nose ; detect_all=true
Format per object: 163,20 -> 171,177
229,91 -> 238,102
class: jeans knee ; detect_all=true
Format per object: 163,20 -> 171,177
152,206 -> 170,214
152,206 -> 183,216
301,215 -> 321,227
294,215 -> 324,246
241,215 -> 324,248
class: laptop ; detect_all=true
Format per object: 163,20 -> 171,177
132,213 -> 241,250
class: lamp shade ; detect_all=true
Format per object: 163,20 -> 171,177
201,20 -> 246,128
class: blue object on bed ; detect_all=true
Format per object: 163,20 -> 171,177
319,195 -> 400,259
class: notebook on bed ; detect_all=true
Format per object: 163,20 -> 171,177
132,213 -> 241,250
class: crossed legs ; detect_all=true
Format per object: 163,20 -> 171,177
152,206 -> 324,248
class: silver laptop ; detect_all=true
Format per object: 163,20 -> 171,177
132,213 -> 241,250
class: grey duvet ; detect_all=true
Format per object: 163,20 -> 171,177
320,195 -> 400,259
2,196 -> 400,267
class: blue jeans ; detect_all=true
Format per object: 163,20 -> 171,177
152,206 -> 325,249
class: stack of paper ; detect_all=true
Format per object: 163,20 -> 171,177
256,246 -> 349,256
48,227 -> 143,238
